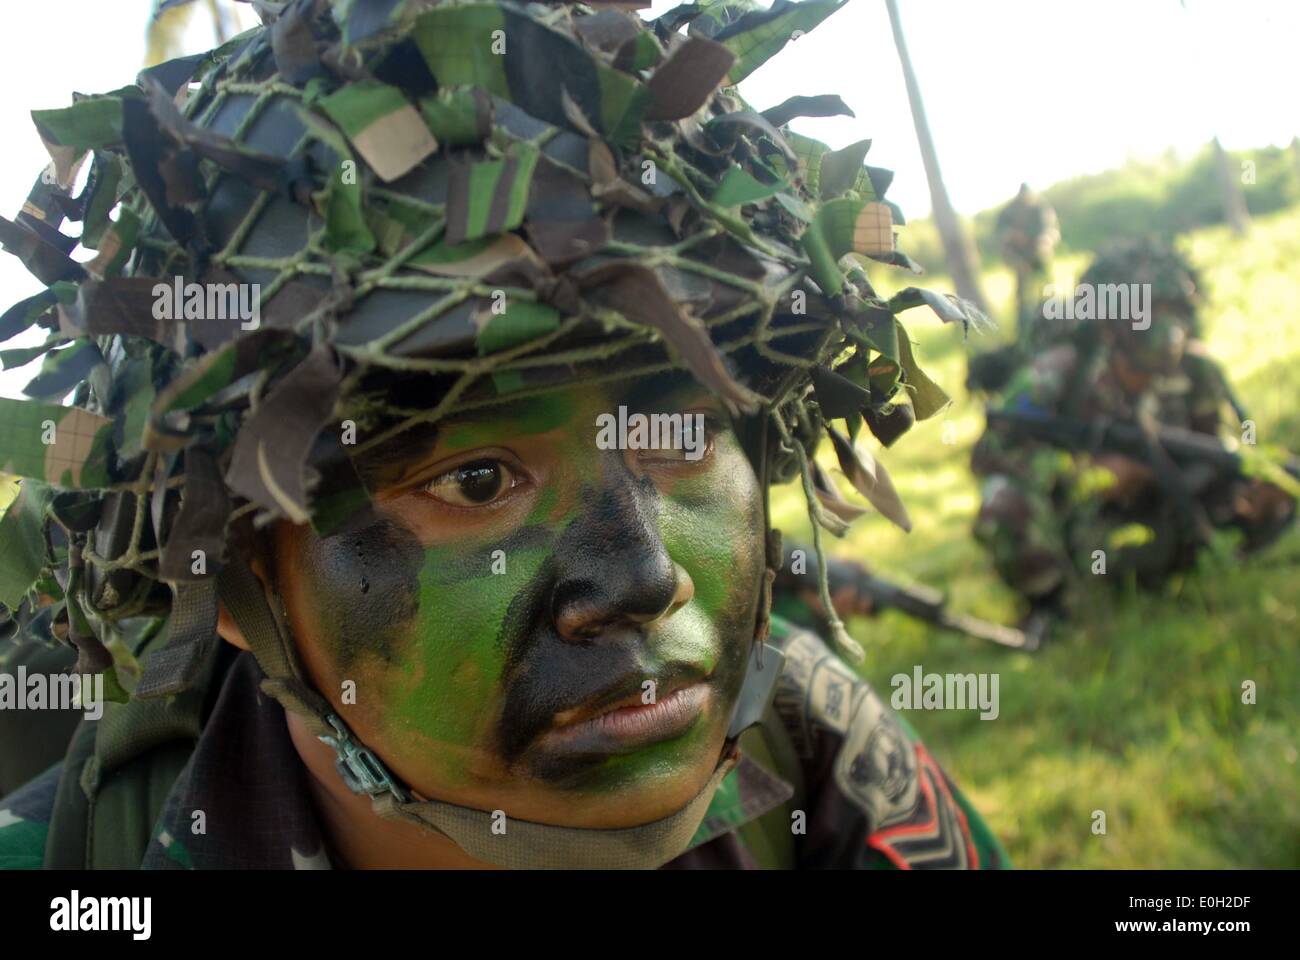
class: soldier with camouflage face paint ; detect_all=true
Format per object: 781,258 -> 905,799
971,237 -> 1296,644
0,0 -> 1007,870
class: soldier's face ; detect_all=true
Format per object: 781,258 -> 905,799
1113,305 -> 1188,376
271,376 -> 765,828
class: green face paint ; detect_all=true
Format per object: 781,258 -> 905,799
278,378 -> 765,824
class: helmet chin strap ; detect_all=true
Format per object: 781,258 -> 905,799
214,493 -> 785,869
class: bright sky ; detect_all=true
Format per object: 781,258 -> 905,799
1,0 -> 1296,398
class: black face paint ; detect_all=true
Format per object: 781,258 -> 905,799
308,513 -> 422,667
279,382 -> 765,806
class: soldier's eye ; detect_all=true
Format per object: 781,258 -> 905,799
424,459 -> 519,507
637,415 -> 719,463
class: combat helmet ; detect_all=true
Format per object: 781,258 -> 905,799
996,182 -> 1058,274
1081,236 -> 1202,327
1077,236 -> 1201,373
0,0 -> 984,867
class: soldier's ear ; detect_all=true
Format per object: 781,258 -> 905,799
216,601 -> 251,652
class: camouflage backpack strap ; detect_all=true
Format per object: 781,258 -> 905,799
43,626 -> 230,869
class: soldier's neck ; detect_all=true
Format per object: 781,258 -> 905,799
283,709 -> 500,870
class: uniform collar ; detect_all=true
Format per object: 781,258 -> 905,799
682,750 -> 793,853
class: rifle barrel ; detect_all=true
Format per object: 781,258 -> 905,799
859,573 -> 1031,649
986,409 -> 1300,480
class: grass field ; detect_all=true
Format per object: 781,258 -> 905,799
769,207 -> 1300,867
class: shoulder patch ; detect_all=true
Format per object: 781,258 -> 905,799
772,628 -> 863,755
773,628 -> 919,829
833,680 -> 919,831
770,624 -> 985,869
863,744 -> 979,869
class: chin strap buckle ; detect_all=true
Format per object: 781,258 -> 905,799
319,713 -> 411,803
725,641 -> 785,740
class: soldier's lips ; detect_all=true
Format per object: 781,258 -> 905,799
532,681 -> 710,756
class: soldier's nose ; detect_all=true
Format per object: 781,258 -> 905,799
553,563 -> 694,641
550,480 -> 693,642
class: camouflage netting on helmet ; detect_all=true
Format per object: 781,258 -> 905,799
1079,236 -> 1202,332
0,0 -> 986,695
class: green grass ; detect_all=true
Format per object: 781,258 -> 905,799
770,206 -> 1300,868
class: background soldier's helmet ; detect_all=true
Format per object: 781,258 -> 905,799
1079,236 -> 1201,372
996,182 -> 1059,273
0,0 -> 985,696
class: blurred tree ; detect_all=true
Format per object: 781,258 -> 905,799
1212,137 -> 1251,238
884,0 -> 988,314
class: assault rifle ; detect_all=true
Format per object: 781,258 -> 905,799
984,409 -> 1300,483
773,548 -> 1033,651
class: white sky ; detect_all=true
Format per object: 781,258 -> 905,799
1,0 -> 1296,398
